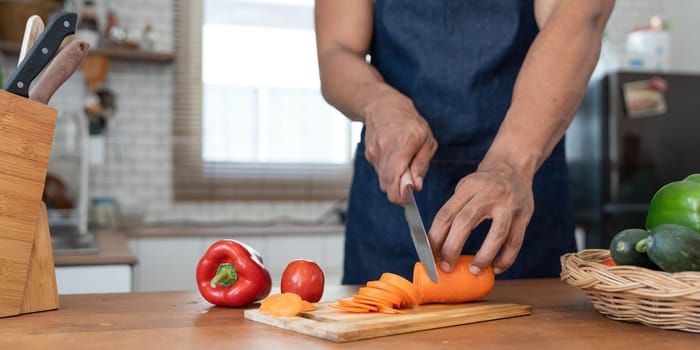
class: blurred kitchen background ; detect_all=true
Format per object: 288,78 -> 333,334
0,0 -> 698,294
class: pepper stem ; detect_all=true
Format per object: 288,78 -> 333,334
210,263 -> 238,288
635,237 -> 650,254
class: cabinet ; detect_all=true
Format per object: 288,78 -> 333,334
55,265 -> 132,294
127,227 -> 345,292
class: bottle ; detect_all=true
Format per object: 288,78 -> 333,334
103,6 -> 123,47
75,0 -> 100,48
140,21 -> 157,51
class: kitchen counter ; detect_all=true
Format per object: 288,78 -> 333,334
111,223 -> 345,237
0,279 -> 696,349
53,231 -> 137,266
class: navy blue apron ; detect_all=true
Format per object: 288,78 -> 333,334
342,0 -> 577,284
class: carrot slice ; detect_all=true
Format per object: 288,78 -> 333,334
377,305 -> 406,314
351,294 -> 395,308
329,303 -> 372,313
366,280 -> 411,307
338,298 -> 379,311
259,293 -> 305,317
358,287 -> 402,307
380,272 -> 421,306
301,300 -> 314,312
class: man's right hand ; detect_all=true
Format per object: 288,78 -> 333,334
363,87 -> 437,205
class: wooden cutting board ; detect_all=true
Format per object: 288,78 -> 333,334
245,300 -> 531,342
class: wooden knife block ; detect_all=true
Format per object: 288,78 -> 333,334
0,89 -> 59,318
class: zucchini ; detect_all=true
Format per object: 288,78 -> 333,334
609,228 -> 658,269
636,224 -> 700,272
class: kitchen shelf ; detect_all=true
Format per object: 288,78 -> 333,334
0,40 -> 174,63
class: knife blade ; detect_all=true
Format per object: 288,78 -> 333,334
18,15 -> 45,66
29,40 -> 90,104
401,170 -> 440,283
3,12 -> 77,98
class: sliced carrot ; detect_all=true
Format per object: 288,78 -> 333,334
338,298 -> 379,311
377,305 -> 406,314
351,294 -> 395,308
358,287 -> 402,307
259,293 -> 305,317
380,272 -> 421,306
366,280 -> 411,307
301,300 -> 314,312
329,303 -> 372,313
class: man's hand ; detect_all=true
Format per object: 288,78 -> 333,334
363,89 -> 437,204
428,161 -> 534,275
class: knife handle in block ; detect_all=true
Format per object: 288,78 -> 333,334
28,40 -> 90,105
18,15 -> 45,66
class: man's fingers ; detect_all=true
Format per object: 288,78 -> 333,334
470,211 -> 513,275
492,214 -> 529,274
409,138 -> 437,192
439,199 -> 485,272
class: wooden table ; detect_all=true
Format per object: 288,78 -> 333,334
0,279 -> 696,349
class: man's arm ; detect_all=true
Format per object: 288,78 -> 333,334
429,0 -> 615,274
487,0 -> 615,181
315,0 -> 437,201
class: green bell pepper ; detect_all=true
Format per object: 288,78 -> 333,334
646,174 -> 700,233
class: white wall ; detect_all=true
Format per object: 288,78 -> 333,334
665,0 -> 700,72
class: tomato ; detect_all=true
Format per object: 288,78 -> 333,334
281,259 -> 325,303
601,258 -> 617,267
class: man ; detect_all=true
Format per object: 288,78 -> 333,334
315,0 -> 615,283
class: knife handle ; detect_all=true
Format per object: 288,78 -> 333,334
29,40 -> 90,105
3,12 -> 77,97
18,15 -> 45,66
400,170 -> 414,200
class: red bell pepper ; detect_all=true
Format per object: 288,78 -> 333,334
196,239 -> 272,307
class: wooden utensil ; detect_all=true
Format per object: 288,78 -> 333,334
18,15 -> 44,66
80,53 -> 110,116
244,300 -> 531,342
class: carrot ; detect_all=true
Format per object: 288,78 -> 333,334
413,255 -> 495,304
377,305 -> 406,314
329,303 -> 372,313
366,280 -> 411,307
338,298 -> 379,311
379,272 -> 421,305
301,300 -> 315,312
259,293 -> 305,317
357,286 -> 402,307
351,294 -> 395,308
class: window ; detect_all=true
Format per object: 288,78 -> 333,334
174,0 -> 361,200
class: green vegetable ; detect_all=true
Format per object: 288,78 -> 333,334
645,174 -> 700,233
635,224 -> 700,272
609,228 -> 658,269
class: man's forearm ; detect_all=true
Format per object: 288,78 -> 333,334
481,0 -> 614,177
318,48 -> 393,122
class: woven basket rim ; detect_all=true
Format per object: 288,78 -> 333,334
560,249 -> 700,333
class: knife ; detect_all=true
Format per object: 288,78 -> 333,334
3,12 -> 77,98
29,40 -> 90,104
401,170 -> 440,283
18,15 -> 45,66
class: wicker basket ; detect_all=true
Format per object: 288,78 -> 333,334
560,249 -> 700,333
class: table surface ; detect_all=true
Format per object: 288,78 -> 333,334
0,279 -> 697,349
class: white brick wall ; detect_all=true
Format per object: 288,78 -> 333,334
0,0 -> 692,226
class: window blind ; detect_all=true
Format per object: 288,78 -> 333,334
173,0 -> 354,200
